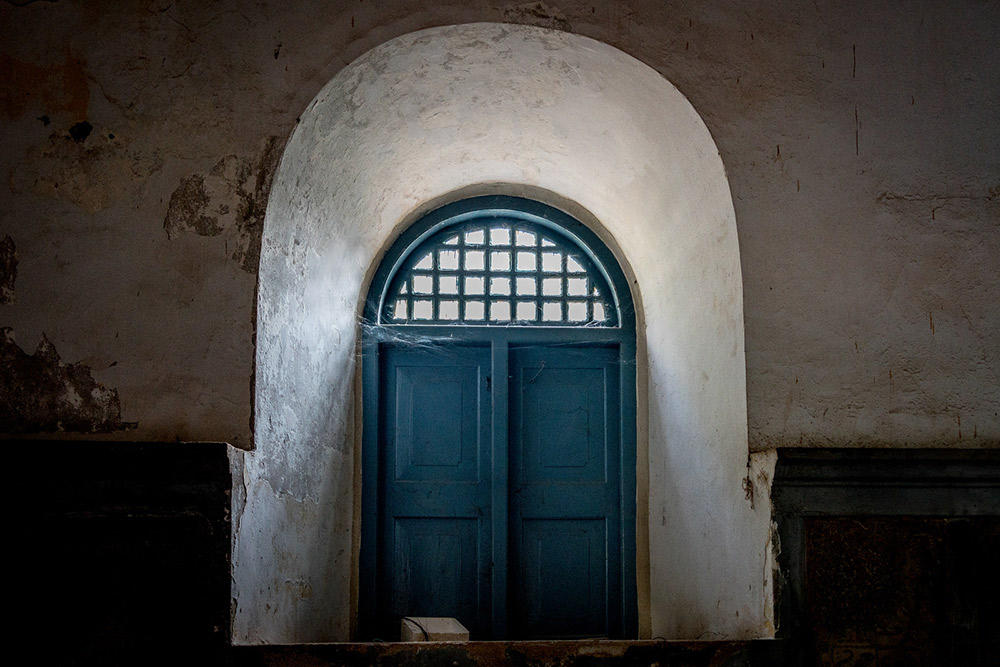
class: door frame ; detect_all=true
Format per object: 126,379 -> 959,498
359,196 -> 638,639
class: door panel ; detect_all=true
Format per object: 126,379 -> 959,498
509,345 -> 622,638
393,361 -> 481,483
520,518 -> 608,637
378,344 -> 491,637
391,518 -> 480,624
518,365 -> 607,483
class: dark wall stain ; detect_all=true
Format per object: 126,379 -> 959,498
163,135 -> 283,274
68,119 -> 93,142
503,2 -> 572,31
12,127 -> 161,214
0,49 -> 89,121
0,328 -> 136,434
0,235 -> 16,305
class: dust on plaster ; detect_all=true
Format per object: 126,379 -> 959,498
0,328 -> 137,434
163,136 -> 283,274
0,235 -> 16,304
11,123 -> 162,214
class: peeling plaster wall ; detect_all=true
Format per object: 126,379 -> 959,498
0,0 -> 996,646
2,0 -> 996,447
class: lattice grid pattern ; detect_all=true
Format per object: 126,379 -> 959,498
384,222 -> 616,326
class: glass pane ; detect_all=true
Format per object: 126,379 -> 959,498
439,300 -> 459,320
567,277 -> 588,296
542,301 -> 562,322
515,230 -> 536,246
414,253 -> 433,270
438,250 -> 460,270
465,229 -> 485,245
465,250 -> 485,270
465,300 -> 485,320
490,300 -> 511,321
566,256 -> 586,273
567,301 -> 587,322
593,302 -> 606,322
490,276 -> 511,296
439,275 -> 459,295
516,276 -> 537,296
516,301 -> 537,321
542,277 -> 562,296
542,238 -> 556,247
465,276 -> 485,295
393,299 -> 407,319
413,300 -> 433,320
490,227 -> 511,245
541,252 -> 562,272
490,250 -> 511,271
516,251 -> 537,272
412,275 -> 433,294
443,235 -> 459,245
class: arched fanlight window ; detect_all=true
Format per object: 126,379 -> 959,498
374,200 -> 622,327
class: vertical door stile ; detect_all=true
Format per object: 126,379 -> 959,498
490,338 -> 509,639
618,337 -> 639,638
359,338 -> 380,634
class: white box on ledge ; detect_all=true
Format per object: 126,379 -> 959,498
400,617 -> 469,642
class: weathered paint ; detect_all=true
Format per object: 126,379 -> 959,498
163,136 -> 283,274
0,328 -> 135,434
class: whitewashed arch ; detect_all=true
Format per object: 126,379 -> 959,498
232,23 -> 772,644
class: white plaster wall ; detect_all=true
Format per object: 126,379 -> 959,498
238,23 -> 769,643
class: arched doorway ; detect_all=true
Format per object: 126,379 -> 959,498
360,196 -> 637,640
237,23 -> 766,645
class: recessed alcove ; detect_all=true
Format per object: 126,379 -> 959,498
233,23 -> 772,643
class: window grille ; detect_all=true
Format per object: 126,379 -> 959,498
382,219 -> 618,326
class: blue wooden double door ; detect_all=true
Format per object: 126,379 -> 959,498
371,339 -> 634,639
